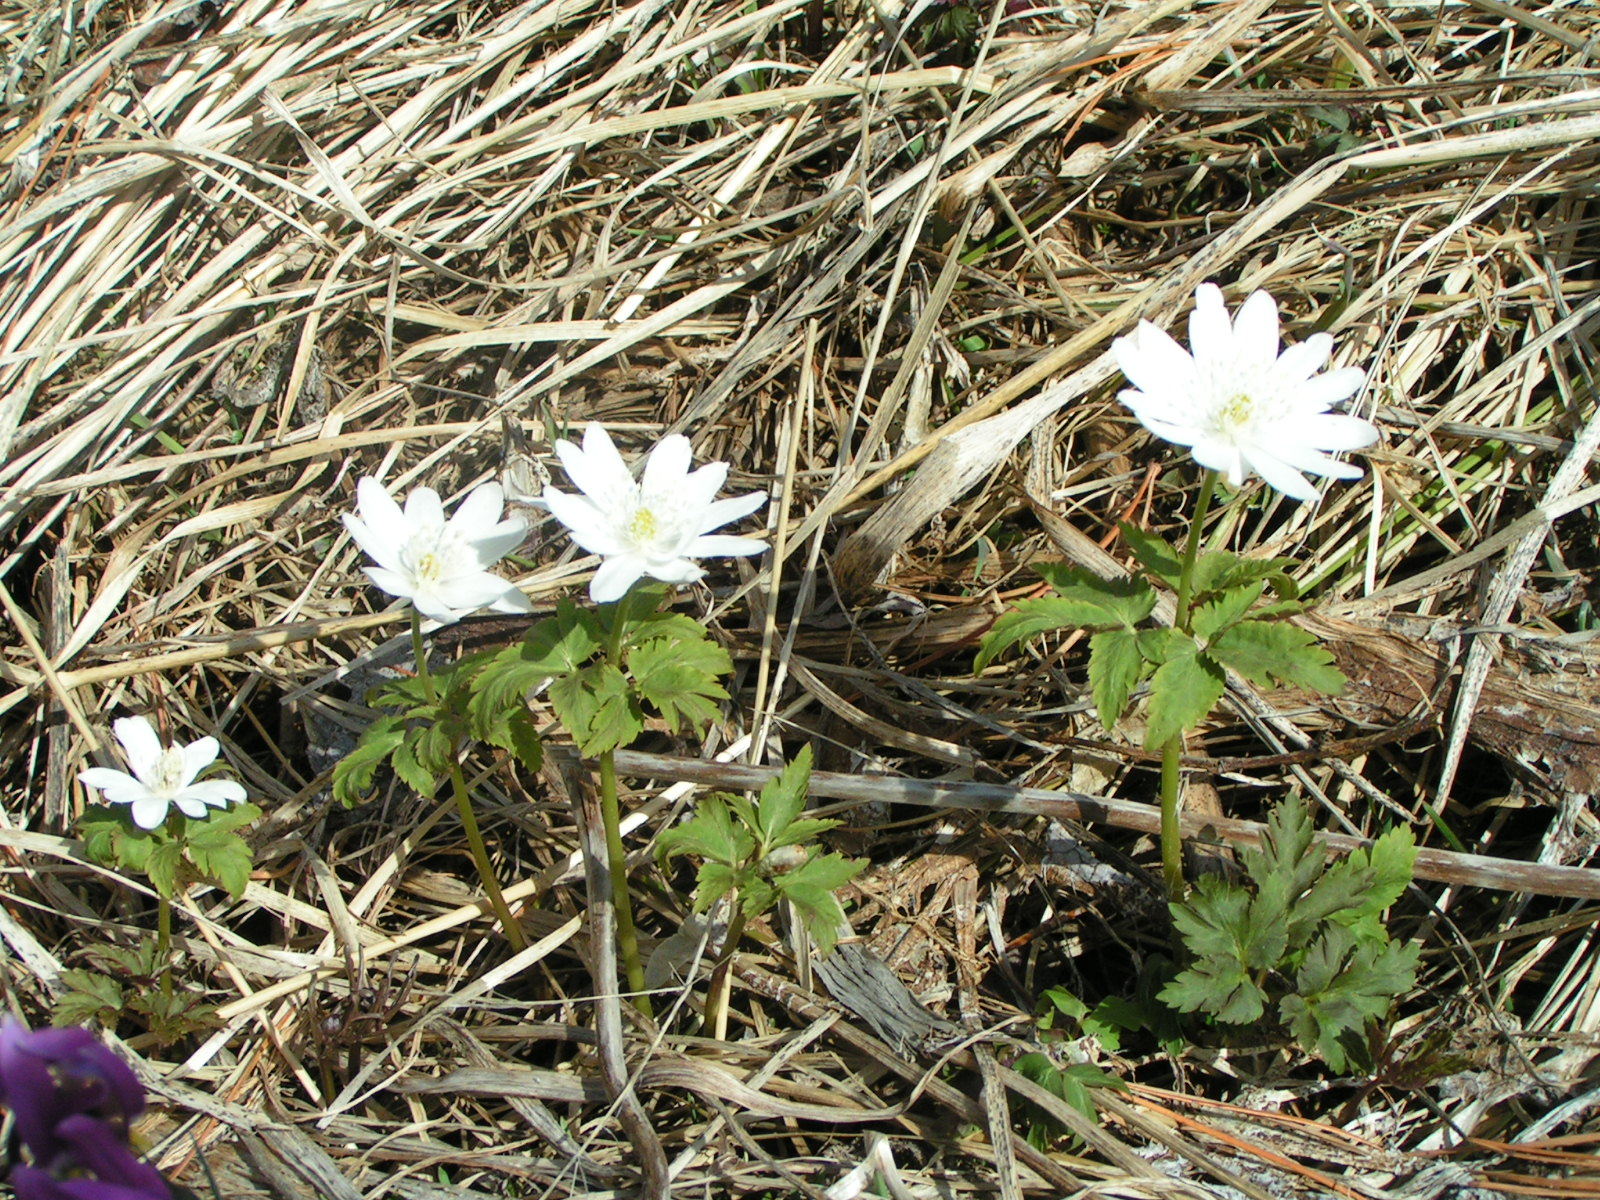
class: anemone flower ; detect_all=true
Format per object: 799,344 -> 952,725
77,717 -> 245,831
1112,283 -> 1378,501
541,424 -> 767,603
343,478 -> 534,624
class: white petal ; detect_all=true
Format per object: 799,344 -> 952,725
542,490 -> 631,556
450,482 -> 506,535
173,796 -> 211,819
1273,333 -> 1332,385
1115,323 -> 1196,400
1292,367 -> 1366,410
696,490 -> 766,534
677,461 -> 730,514
403,486 -> 446,527
1187,284 -> 1234,360
183,780 -> 246,807
363,566 -> 417,602
354,478 -> 411,554
409,591 -> 464,624
559,424 -> 634,503
686,534 -> 767,558
178,737 -> 220,788
129,795 -> 171,830
1297,412 -> 1379,451
112,717 -> 163,780
642,435 -> 694,495
467,517 -> 529,568
1129,400 -> 1202,447
1245,449 -> 1318,501
643,558 -> 705,586
432,572 -> 519,615
1231,290 -> 1281,369
484,582 -> 536,615
77,768 -> 146,805
1189,436 -> 1246,485
590,556 -> 647,603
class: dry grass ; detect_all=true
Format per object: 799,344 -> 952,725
2,0 -> 1600,1195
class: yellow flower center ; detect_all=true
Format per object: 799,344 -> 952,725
152,747 -> 187,796
1216,391 -> 1259,433
414,550 -> 443,583
627,507 -> 660,544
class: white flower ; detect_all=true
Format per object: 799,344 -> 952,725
343,478 -> 534,624
78,716 -> 246,830
1113,283 -> 1378,501
542,423 -> 767,603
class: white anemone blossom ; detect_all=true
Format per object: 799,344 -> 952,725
542,423 -> 767,603
78,716 -> 246,830
344,478 -> 534,624
1113,283 -> 1378,501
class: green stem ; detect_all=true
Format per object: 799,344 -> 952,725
600,748 -> 649,1014
1159,469 -> 1220,902
704,904 -> 747,1041
156,894 -> 173,981
598,590 -> 650,1014
411,610 -> 527,952
1173,469 -> 1217,634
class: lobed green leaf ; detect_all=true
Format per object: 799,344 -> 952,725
1144,645 -> 1225,749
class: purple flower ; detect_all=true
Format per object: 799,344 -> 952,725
0,1022 -> 169,1200
0,1022 -> 145,1161
10,1117 -> 170,1200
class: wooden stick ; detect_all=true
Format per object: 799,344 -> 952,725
614,751 -> 1600,902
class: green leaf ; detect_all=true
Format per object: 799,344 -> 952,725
477,706 -> 544,772
976,571 -> 1156,669
1190,581 -> 1265,642
1088,628 -> 1144,730
185,831 -> 253,898
521,601 -> 604,675
1282,925 -> 1419,1071
1189,551 -> 1298,603
54,970 -> 125,1028
1119,523 -> 1183,589
1135,626 -> 1185,665
390,732 -> 438,799
756,746 -> 813,846
550,663 -> 643,756
1241,794 -> 1326,900
1033,564 -> 1159,628
146,841 -> 185,899
778,852 -> 863,955
333,718 -> 407,806
1036,986 -> 1088,1031
1160,958 -> 1267,1024
112,824 -> 154,874
79,812 -> 122,866
1143,644 -> 1225,748
693,861 -> 741,912
658,796 -> 748,867
1172,874 -> 1288,972
737,878 -> 781,923
1083,996 -> 1145,1054
627,632 -> 731,733
1206,620 -> 1347,695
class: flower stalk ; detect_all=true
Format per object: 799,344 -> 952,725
1159,468 -> 1219,900
411,610 -> 528,952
